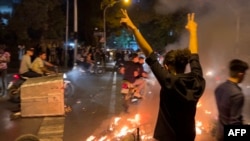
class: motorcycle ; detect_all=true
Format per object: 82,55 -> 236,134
94,60 -> 105,74
76,59 -> 105,74
7,67 -> 74,103
7,74 -> 28,102
120,81 -> 140,113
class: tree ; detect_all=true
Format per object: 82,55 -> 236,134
98,0 -> 188,51
77,0 -> 103,46
108,29 -> 132,49
138,8 -> 188,52
7,0 -> 65,45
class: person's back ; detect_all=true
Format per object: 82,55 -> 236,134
120,53 -> 140,83
120,11 -> 205,141
19,54 -> 31,74
150,49 -> 205,141
19,47 -> 42,78
122,61 -> 139,83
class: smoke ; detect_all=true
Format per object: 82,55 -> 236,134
154,0 -> 190,14
155,0 -> 250,67
154,1 -> 250,139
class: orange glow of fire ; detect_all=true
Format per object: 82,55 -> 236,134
86,114 -> 143,140
197,102 -> 202,108
115,126 -> 130,137
86,103 -> 215,140
205,110 -> 211,114
195,100 -> 216,136
86,135 -> 95,141
114,117 -> 121,125
196,121 -> 203,135
98,136 -> 108,141
127,114 -> 140,126
141,135 -> 153,140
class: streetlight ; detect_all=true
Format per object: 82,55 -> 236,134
103,0 -> 129,50
65,0 -> 69,68
65,0 -> 78,68
73,0 -> 78,67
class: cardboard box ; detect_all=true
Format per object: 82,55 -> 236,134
21,75 -> 65,117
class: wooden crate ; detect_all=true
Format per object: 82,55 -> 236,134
20,75 -> 65,117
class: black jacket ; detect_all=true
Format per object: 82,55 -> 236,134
146,53 -> 206,141
122,61 -> 139,83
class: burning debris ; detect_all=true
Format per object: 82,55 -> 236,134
195,101 -> 217,140
64,105 -> 72,113
85,104 -> 217,141
85,78 -> 218,141
86,114 -> 153,141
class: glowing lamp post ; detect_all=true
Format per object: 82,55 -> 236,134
103,0 -> 130,50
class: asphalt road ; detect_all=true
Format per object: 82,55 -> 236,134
3,65 -> 250,141
0,67 -> 159,141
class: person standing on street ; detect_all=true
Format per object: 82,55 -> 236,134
214,59 -> 249,141
0,44 -> 10,96
120,10 -> 205,141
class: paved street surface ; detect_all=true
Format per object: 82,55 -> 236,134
3,64 -> 249,141
0,66 -> 160,141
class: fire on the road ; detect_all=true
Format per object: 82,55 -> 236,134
86,102 -> 216,141
195,101 -> 216,137
86,114 -> 153,141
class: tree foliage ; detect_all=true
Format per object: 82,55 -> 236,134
76,0 -> 104,46
138,8 -> 188,52
7,0 -> 65,45
99,0 -> 188,51
4,0 -> 188,50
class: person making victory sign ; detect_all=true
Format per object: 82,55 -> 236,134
120,10 -> 206,141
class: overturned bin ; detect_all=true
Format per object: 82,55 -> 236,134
20,75 -> 65,117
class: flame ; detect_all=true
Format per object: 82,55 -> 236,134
103,114 -> 148,140
115,126 -> 129,137
196,121 -> 203,135
86,135 -> 95,141
87,102 -> 215,140
109,117 -> 122,131
196,126 -> 202,135
114,117 -> 121,125
205,110 -> 211,114
197,102 -> 202,108
127,114 -> 141,126
98,136 -> 108,141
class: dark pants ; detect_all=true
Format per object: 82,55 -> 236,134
0,69 -> 7,95
21,71 -> 42,78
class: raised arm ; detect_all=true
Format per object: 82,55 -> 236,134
185,13 -> 204,76
120,9 -> 153,57
185,13 -> 198,54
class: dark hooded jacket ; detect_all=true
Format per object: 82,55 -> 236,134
146,53 -> 206,141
